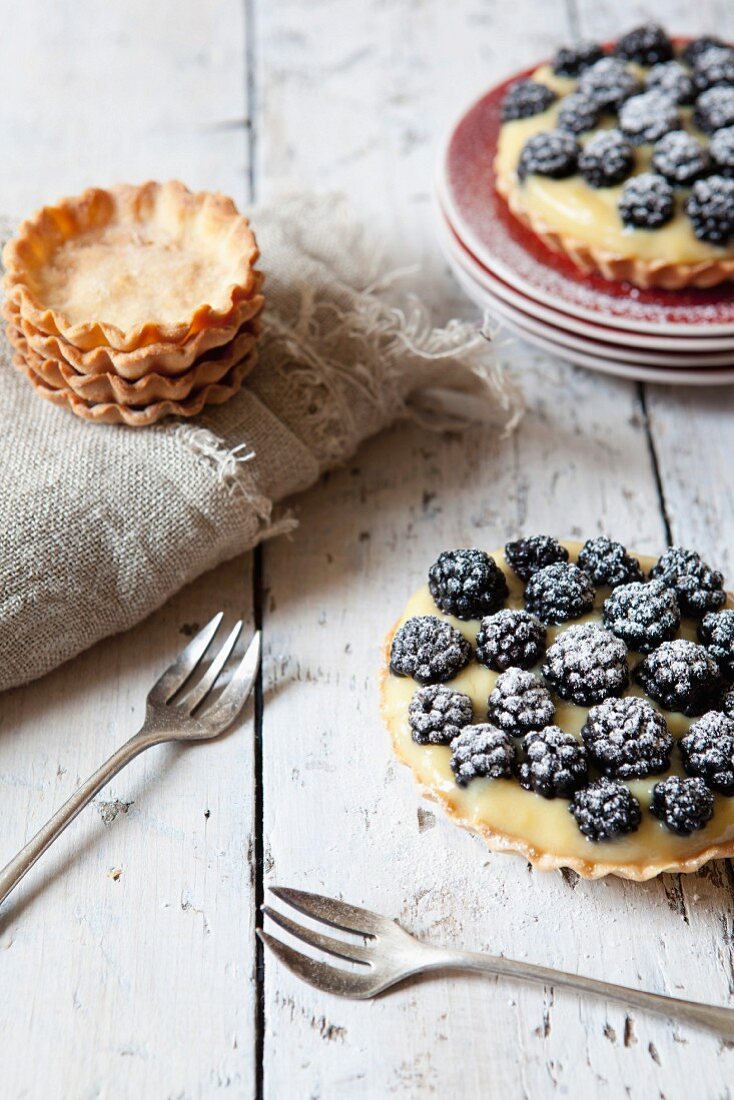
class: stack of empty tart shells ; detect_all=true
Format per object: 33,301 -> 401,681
1,181 -> 264,426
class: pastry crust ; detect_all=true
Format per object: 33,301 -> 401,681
2,181 -> 262,351
13,348 -> 255,427
6,326 -> 258,406
496,165 -> 734,292
2,289 -> 264,379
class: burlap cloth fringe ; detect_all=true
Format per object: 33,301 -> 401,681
0,194 -> 522,692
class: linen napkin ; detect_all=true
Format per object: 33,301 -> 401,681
0,194 -> 522,693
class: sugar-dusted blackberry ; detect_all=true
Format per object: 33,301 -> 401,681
557,93 -> 602,136
577,57 -> 642,110
618,91 -> 680,146
615,23 -> 673,66
450,723 -> 516,787
649,545 -> 725,616
487,667 -> 555,737
408,684 -> 475,746
646,61 -> 695,106
525,562 -> 595,625
552,40 -> 605,78
569,777 -> 642,841
518,130 -> 580,182
693,45 -> 734,92
504,535 -> 568,582
542,623 -> 629,706
577,537 -> 644,588
519,727 -> 588,799
721,688 -> 734,718
428,548 -> 508,620
578,130 -> 635,188
602,579 -> 681,653
390,615 -> 472,684
501,80 -> 557,122
619,173 -> 675,230
680,710 -> 734,794
694,86 -> 734,134
652,131 -> 710,187
711,127 -> 734,179
698,610 -> 734,681
682,36 -> 727,67
635,640 -> 722,716
686,176 -> 734,246
581,696 -> 673,779
650,776 -> 715,836
475,609 -> 547,672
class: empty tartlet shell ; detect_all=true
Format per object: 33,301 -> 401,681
495,170 -> 734,291
7,326 -> 258,406
2,181 -> 262,351
2,288 -> 264,379
13,348 -> 255,427
380,629 -> 734,881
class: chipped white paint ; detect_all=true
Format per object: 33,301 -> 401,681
2,0 -> 734,1097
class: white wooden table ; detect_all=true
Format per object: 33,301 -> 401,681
2,1 -> 734,1096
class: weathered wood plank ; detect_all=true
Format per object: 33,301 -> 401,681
0,3 -> 257,1097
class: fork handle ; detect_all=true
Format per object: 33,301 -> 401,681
0,729 -> 158,908
428,950 -> 734,1038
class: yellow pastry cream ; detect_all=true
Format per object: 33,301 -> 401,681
494,62 -> 734,273
381,542 -> 734,880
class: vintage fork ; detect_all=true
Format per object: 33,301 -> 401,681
0,613 -> 261,908
260,887 -> 734,1038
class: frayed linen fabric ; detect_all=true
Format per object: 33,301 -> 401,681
0,195 -> 523,692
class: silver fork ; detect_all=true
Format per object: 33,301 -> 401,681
260,887 -> 734,1038
0,613 -> 261,909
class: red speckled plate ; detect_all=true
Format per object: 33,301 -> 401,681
439,65 -> 734,337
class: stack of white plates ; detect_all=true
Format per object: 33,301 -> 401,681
436,70 -> 734,386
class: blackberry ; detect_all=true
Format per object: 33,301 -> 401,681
518,130 -> 579,181
487,667 -> 555,736
408,684 -> 474,746
698,610 -> 734,680
602,579 -> 681,653
619,173 -> 675,230
557,93 -> 602,136
501,80 -> 557,122
615,23 -> 673,66
569,777 -> 642,841
577,537 -> 644,588
578,130 -> 635,188
475,609 -> 547,672
525,563 -> 595,625
649,545 -> 725,616
619,92 -> 680,146
542,623 -> 629,706
450,724 -> 516,787
680,710 -> 734,793
693,45 -> 734,92
686,176 -> 734,246
682,36 -> 727,67
646,61 -> 695,106
428,548 -> 508,620
581,696 -> 673,779
577,57 -> 642,111
390,615 -> 472,684
519,727 -> 588,799
504,535 -> 568,581
552,40 -> 605,79
721,688 -> 734,718
652,131 -> 710,186
694,86 -> 734,134
650,776 -> 715,836
711,127 -> 734,178
634,639 -> 722,716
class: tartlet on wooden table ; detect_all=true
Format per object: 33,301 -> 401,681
382,537 -> 734,881
1,180 -> 264,426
